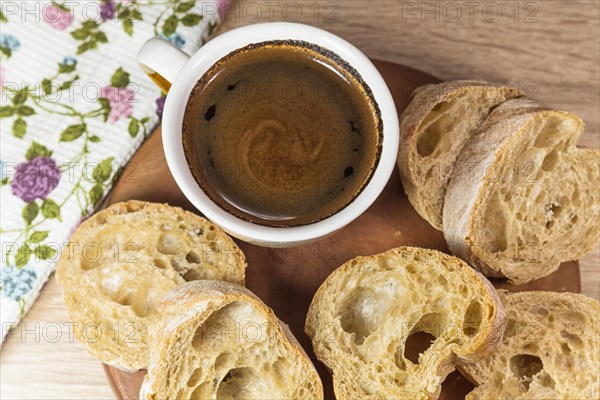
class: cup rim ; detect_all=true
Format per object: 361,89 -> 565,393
162,22 -> 399,244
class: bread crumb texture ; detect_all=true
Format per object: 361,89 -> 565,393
305,246 -> 506,400
462,291 -> 600,400
141,280 -> 323,400
398,81 -> 521,230
55,201 -> 246,371
444,99 -> 600,284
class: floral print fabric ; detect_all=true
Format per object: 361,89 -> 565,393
0,0 -> 226,343
11,157 -> 61,202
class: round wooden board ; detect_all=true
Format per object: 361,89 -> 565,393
104,59 -> 580,400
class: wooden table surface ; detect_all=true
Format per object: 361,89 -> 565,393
2,1 -> 598,398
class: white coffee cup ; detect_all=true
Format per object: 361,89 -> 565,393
138,22 -> 398,246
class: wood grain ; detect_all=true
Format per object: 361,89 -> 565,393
1,1 -> 597,399
102,129 -> 580,400
219,0 -> 600,148
0,278 -> 115,400
102,60 -> 579,400
215,0 -> 599,316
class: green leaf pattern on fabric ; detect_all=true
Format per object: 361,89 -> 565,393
0,0 -> 222,332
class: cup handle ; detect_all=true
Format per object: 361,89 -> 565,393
137,37 -> 190,94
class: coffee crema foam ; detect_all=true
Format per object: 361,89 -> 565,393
183,40 -> 382,227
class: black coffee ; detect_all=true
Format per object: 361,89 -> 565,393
183,40 -> 382,227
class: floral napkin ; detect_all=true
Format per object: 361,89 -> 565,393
0,0 -> 229,343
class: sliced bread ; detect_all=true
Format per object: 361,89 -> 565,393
398,81 -> 521,230
55,200 -> 246,371
140,280 -> 324,399
461,290 -> 600,400
444,99 -> 600,284
305,246 -> 506,400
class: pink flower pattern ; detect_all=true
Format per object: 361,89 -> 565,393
216,0 -> 232,18
43,5 -> 73,30
1,0 -> 224,345
100,86 -> 136,123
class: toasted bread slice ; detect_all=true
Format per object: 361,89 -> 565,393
444,99 -> 600,284
461,290 -> 600,400
140,280 -> 323,399
56,201 -> 246,371
305,246 -> 505,400
398,81 -> 521,230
